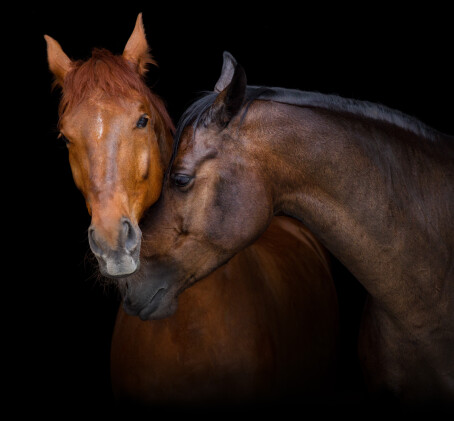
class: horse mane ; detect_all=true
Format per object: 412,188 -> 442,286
173,86 -> 441,160
255,86 -> 440,142
58,48 -> 175,134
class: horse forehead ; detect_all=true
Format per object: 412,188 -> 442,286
172,127 -> 219,170
63,99 -> 136,138
185,125 -> 220,152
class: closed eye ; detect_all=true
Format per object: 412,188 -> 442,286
171,173 -> 193,189
58,133 -> 71,146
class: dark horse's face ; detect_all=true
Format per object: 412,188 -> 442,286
125,53 -> 274,319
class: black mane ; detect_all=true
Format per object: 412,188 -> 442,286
169,86 -> 442,174
169,87 -> 276,174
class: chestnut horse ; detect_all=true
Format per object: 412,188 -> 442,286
127,51 -> 454,407
45,15 -> 339,407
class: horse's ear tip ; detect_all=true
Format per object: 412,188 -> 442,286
44,35 -> 60,51
222,52 -> 241,72
137,12 -> 145,26
132,12 -> 144,30
223,51 -> 236,62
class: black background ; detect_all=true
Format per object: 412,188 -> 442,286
11,3 -> 453,415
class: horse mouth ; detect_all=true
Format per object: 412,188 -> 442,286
138,287 -> 167,320
123,274 -> 196,321
99,254 -> 140,279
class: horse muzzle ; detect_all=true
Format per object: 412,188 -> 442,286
88,217 -> 141,278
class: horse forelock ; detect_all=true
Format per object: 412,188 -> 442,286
167,92 -> 216,176
58,48 -> 174,134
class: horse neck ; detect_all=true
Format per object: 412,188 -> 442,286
246,101 -> 454,308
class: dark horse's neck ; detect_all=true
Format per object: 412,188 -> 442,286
245,98 -> 453,309
237,90 -> 454,402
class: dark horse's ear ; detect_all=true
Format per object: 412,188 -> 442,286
210,51 -> 247,128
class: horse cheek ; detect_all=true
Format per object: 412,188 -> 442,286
144,139 -> 163,206
210,178 -> 264,249
141,159 -> 163,216
68,152 -> 86,197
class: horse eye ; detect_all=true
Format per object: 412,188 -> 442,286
59,133 -> 70,145
172,173 -> 192,188
136,114 -> 149,129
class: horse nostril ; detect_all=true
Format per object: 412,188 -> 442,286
122,218 -> 138,252
88,226 -> 103,256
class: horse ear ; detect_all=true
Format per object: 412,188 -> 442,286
44,35 -> 72,87
123,13 -> 156,75
210,52 -> 247,127
214,51 -> 238,93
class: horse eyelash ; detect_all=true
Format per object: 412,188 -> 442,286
58,133 -> 70,145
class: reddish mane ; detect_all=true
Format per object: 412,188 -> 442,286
58,48 -> 175,134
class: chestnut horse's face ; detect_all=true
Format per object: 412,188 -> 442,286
46,14 -> 172,278
59,95 -> 163,277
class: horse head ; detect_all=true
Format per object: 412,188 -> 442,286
123,52 -> 277,319
45,14 -> 173,278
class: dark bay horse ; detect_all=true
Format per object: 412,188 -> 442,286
132,51 -> 454,406
45,15 -> 339,406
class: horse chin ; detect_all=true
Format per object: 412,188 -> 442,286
123,287 -> 179,321
139,294 -> 179,321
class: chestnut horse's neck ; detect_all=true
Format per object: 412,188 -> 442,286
243,98 -> 453,310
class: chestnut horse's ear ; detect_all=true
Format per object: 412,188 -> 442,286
44,35 -> 72,87
123,13 -> 156,75
210,51 -> 247,128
